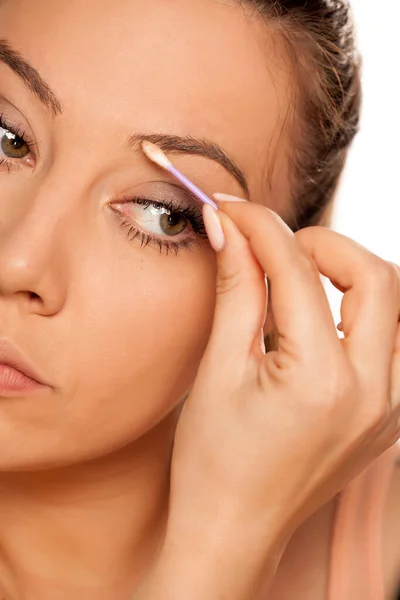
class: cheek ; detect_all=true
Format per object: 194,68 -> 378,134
0,179 -> 32,226
64,249 -> 216,445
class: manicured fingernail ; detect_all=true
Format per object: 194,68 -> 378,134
337,321 -> 344,332
203,204 -> 225,252
213,193 -> 248,203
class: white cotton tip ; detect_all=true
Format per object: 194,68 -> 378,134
141,140 -> 171,170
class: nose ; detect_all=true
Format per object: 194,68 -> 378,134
0,203 -> 68,316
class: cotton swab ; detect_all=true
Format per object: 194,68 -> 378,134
141,140 -> 219,211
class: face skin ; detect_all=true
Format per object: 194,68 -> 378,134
0,0 -> 292,469
0,0 -> 293,595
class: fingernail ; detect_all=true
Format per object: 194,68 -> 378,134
213,193 -> 248,203
203,204 -> 225,252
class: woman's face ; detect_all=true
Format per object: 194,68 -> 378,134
0,0 -> 291,468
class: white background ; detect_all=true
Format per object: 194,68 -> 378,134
324,0 -> 399,322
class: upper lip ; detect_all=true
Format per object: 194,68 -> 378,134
0,338 -> 49,386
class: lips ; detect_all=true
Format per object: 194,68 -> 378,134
0,338 -> 49,388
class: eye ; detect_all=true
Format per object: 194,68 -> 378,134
0,114 -> 33,168
0,127 -> 29,159
159,211 -> 188,236
128,200 -> 189,237
110,195 -> 208,256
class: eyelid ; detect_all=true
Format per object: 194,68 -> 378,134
116,180 -> 203,213
156,181 -> 202,209
0,95 -> 40,159
0,112 -> 35,147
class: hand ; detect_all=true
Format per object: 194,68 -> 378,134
159,198 -> 400,594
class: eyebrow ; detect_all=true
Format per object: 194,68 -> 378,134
129,133 -> 249,198
0,40 -> 249,195
0,39 -> 62,116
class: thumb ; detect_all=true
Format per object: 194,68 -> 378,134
202,204 -> 267,373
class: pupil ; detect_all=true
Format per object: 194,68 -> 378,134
12,138 -> 24,150
160,211 -> 187,236
1,132 -> 29,159
168,213 -> 181,226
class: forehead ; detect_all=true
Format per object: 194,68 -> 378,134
0,0 -> 292,206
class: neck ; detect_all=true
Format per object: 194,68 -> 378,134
0,409 -> 179,600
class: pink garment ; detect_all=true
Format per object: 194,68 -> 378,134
328,443 -> 399,599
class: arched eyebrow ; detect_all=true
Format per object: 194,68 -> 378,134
129,133 -> 249,198
0,39 -> 62,116
0,40 -> 249,196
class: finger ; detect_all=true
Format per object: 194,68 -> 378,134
263,278 -> 275,335
382,262 -> 400,412
295,227 -> 400,391
391,323 -> 400,412
202,204 -> 267,372
388,260 -> 400,411
213,198 -> 341,361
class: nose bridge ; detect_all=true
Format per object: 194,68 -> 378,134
0,176 -> 79,311
1,177 -> 68,261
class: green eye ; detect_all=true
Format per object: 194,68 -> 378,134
159,212 -> 188,236
1,129 -> 30,159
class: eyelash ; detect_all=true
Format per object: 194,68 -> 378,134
117,196 -> 208,256
0,117 -> 208,256
0,113 -> 35,170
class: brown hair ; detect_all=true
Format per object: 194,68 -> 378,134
241,0 -> 362,231
239,0 -> 362,350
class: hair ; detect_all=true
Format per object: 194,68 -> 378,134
241,0 -> 362,231
239,0 -> 362,350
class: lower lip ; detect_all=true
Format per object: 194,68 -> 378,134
0,363 -> 44,393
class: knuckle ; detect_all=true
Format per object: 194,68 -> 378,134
306,360 -> 356,409
295,251 -> 320,280
387,261 -> 400,277
295,225 -> 324,243
245,203 -> 272,225
326,371 -> 356,406
216,267 -> 242,296
364,401 -> 390,430
369,259 -> 399,292
252,203 -> 293,234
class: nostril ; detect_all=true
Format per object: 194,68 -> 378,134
29,292 -> 40,301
